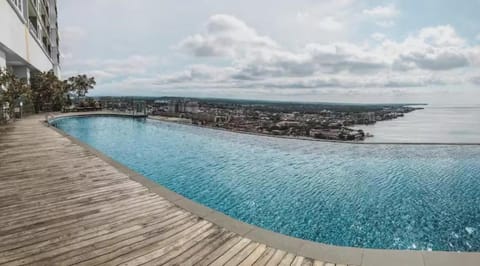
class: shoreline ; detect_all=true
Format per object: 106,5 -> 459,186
147,115 -> 480,146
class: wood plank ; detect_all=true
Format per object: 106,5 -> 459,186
0,195 -> 166,244
0,203 -> 175,255
90,220 -> 212,265
175,232 -> 237,266
266,250 -> 287,266
0,116 -> 323,266
127,226 -> 222,266
195,236 -> 244,265
252,247 -> 277,266
238,244 -> 267,266
1,225 -> 144,264
209,238 -> 252,266
48,212 -> 194,265
302,258 -> 314,266
291,256 -> 306,266
227,242 -> 260,265
279,252 -> 296,265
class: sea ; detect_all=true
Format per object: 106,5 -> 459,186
355,105 -> 480,143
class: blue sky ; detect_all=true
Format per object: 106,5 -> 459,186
58,0 -> 480,104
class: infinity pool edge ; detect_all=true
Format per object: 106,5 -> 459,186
46,112 -> 480,266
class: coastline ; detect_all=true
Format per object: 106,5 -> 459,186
147,115 -> 480,146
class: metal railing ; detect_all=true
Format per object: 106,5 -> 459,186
45,113 -> 55,125
0,107 -> 9,124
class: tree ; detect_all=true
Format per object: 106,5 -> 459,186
0,69 -> 31,120
30,71 -> 67,113
1,70 -> 97,119
66,74 -> 96,102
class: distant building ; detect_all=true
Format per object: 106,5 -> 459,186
185,101 -> 199,113
168,101 -> 180,113
168,100 -> 200,113
276,120 -> 300,129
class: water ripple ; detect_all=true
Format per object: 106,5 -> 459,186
55,116 -> 480,251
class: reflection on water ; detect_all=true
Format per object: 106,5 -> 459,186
356,105 -> 480,143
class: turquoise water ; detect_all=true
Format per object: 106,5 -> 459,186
54,116 -> 480,251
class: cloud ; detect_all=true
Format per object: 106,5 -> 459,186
63,55 -> 159,82
376,20 -> 395,28
167,16 -> 480,91
371,33 -> 387,41
154,65 -> 235,84
63,14 -> 478,98
317,16 -> 344,31
416,25 -> 465,47
59,26 -> 88,59
363,4 -> 399,19
177,14 -> 279,58
383,25 -> 472,71
178,17 -> 476,77
399,50 -> 469,70
296,12 -> 343,31
363,4 -> 399,27
471,76 -> 480,85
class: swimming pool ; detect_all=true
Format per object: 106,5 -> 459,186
53,116 -> 480,252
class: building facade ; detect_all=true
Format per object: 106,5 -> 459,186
0,0 -> 60,80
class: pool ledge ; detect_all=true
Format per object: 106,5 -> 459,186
48,112 -> 480,266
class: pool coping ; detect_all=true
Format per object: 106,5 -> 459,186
45,112 -> 480,266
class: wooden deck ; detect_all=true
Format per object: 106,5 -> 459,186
0,116 -> 335,265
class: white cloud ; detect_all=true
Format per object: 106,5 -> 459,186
363,4 -> 399,27
64,14 -> 479,98
386,25 -> 471,71
363,4 -> 399,19
168,16 -> 480,91
60,26 -> 88,59
177,14 -> 280,58
154,65 -> 235,85
416,25 -> 465,47
371,33 -> 387,41
471,75 -> 480,85
296,12 -> 343,31
316,16 -> 344,31
63,55 -> 159,82
376,20 -> 396,28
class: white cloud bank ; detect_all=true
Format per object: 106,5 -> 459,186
165,15 -> 479,90
65,14 -> 479,101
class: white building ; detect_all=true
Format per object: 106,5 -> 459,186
0,0 -> 60,80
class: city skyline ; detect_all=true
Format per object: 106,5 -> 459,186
59,0 -> 480,104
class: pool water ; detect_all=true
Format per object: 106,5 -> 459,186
54,116 -> 480,251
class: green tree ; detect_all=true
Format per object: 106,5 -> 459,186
0,69 -> 31,119
66,74 -> 96,102
30,71 -> 67,113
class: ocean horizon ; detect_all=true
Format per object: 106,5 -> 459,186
355,104 -> 480,143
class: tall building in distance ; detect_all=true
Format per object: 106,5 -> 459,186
0,0 -> 60,80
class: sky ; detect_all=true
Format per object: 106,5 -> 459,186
58,0 -> 480,104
